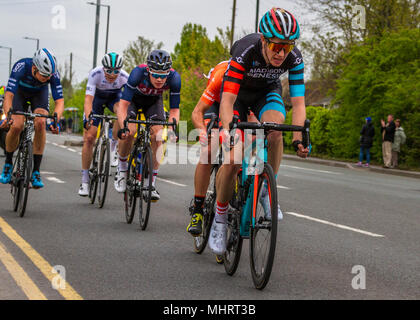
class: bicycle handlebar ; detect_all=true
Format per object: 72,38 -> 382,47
229,115 -> 311,149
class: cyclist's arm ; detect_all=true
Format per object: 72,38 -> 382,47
116,99 -> 130,129
53,98 -> 64,121
192,99 -> 211,131
2,91 -> 14,115
83,94 -> 94,120
290,96 -> 306,142
219,92 -> 236,131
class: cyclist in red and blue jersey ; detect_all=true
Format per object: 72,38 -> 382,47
0,48 -> 63,188
115,49 -> 180,201
78,52 -> 128,197
209,8 -> 310,255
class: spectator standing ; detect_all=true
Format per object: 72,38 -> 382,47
67,117 -> 73,134
381,114 -> 396,168
391,119 -> 406,168
357,117 -> 375,167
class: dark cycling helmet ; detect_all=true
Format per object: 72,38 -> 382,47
147,49 -> 172,72
102,52 -> 124,69
259,8 -> 300,41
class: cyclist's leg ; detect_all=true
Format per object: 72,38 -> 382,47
0,90 -> 25,183
254,87 -> 286,174
31,87 -> 50,188
107,97 -> 120,161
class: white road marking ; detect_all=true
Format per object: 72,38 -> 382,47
52,142 -> 58,146
281,164 -> 341,175
67,148 -> 77,152
277,185 -> 291,190
156,177 -> 187,187
46,177 -> 65,184
40,171 -> 55,175
285,212 -> 385,238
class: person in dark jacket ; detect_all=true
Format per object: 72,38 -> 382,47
381,114 -> 396,168
357,117 -> 375,167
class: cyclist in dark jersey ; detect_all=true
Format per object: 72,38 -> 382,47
0,48 -> 63,188
209,8 -> 310,255
115,49 -> 180,201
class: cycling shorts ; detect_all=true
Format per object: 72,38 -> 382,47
12,87 -> 49,113
127,93 -> 166,122
91,94 -> 120,127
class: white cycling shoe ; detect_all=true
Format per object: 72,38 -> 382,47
114,169 -> 127,193
78,183 -> 89,197
209,220 -> 227,255
260,188 -> 283,221
111,150 -> 118,167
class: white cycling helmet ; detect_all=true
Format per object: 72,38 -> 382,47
102,52 -> 124,69
33,48 -> 57,77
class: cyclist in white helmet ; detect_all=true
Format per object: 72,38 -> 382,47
0,48 -> 63,188
78,52 -> 128,196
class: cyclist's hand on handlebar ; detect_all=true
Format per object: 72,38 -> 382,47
0,113 -> 12,129
167,128 -> 178,143
199,129 -> 208,146
118,127 -> 130,140
293,140 -> 310,158
49,122 -> 60,134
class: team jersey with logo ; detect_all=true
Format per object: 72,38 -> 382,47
85,66 -> 129,99
121,64 -> 181,109
6,58 -> 63,100
223,33 -> 305,98
200,61 -> 228,106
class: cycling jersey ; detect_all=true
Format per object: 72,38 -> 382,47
6,58 -> 63,101
223,33 -> 305,98
121,64 -> 181,109
200,61 -> 228,106
85,66 -> 129,100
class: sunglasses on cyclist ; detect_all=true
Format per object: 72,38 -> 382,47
104,68 -> 120,75
264,38 -> 295,54
149,71 -> 169,79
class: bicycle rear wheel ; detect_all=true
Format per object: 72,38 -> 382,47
124,149 -> 138,224
139,145 -> 153,230
17,142 -> 32,218
12,151 -> 23,212
250,163 -> 278,290
97,138 -> 110,208
224,172 -> 243,276
193,164 -> 218,254
89,140 -> 100,204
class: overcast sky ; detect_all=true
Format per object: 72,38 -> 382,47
0,0 -> 313,85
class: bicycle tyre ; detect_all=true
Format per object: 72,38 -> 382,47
18,141 -> 32,218
124,148 -> 138,224
12,151 -> 23,212
193,164 -> 218,254
250,163 -> 278,290
223,172 -> 243,276
97,139 -> 110,208
89,140 -> 100,204
139,145 -> 153,230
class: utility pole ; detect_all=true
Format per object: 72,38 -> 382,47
93,0 -> 101,68
230,0 -> 237,48
104,5 -> 110,54
255,0 -> 260,33
69,52 -> 73,84
0,46 -> 12,74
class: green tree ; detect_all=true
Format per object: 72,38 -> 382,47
123,36 -> 164,72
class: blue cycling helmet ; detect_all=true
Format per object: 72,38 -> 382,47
259,8 -> 300,41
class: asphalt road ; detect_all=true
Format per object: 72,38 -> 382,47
0,133 -> 419,300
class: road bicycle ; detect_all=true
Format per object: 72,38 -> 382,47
123,114 -> 177,230
88,114 -> 118,208
7,109 -> 57,217
223,116 -> 310,290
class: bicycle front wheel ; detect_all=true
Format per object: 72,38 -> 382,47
18,142 -> 32,218
97,139 -> 110,208
89,140 -> 100,204
250,163 -> 278,290
124,149 -> 138,224
139,145 -> 153,230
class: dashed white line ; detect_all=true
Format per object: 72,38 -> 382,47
67,148 -> 77,152
156,177 -> 187,187
277,185 -> 291,190
285,211 -> 385,238
281,164 -> 342,175
46,177 -> 65,184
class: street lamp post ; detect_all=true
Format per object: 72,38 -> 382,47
87,2 -> 111,55
0,45 -> 12,74
23,37 -> 40,51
